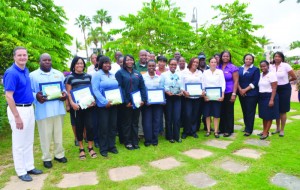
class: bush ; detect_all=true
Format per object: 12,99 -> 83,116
292,64 -> 300,71
0,85 -> 8,131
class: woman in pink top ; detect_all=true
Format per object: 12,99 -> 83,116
269,52 -> 296,137
155,56 -> 168,76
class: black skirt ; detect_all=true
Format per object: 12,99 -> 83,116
277,83 -> 291,113
203,101 -> 221,118
258,93 -> 279,120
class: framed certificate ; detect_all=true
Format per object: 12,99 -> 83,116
147,88 -> 166,104
130,90 -> 142,109
104,87 -> 123,105
70,85 -> 95,109
39,81 -> 63,101
205,87 -> 222,100
185,83 -> 202,97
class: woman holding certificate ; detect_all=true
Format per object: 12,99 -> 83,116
258,60 -> 279,140
65,56 -> 97,160
141,60 -> 164,146
92,56 -> 119,157
269,52 -> 296,137
218,51 -> 239,137
181,57 -> 204,139
202,57 -> 225,138
238,54 -> 260,136
160,58 -> 182,143
115,54 -> 147,150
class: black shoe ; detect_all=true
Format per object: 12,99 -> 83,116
193,133 -> 199,138
109,149 -> 119,154
181,134 -> 187,139
152,143 -> 158,146
223,133 -> 231,137
144,142 -> 151,147
133,144 -> 140,149
260,134 -> 269,140
27,168 -> 43,175
205,132 -> 211,137
271,130 -> 280,135
176,139 -> 182,143
54,157 -> 68,163
169,139 -> 175,143
214,133 -> 220,138
19,174 -> 32,182
100,152 -> 108,157
43,161 -> 52,168
125,144 -> 134,150
244,133 -> 251,137
94,142 -> 99,148
74,139 -> 79,146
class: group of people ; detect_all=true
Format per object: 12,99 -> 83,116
4,46 -> 296,182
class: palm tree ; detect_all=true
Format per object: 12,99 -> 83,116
75,15 -> 91,60
87,27 -> 102,53
75,38 -> 83,54
93,9 -> 112,53
258,35 -> 272,50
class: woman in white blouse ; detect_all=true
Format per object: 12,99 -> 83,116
181,57 -> 204,139
202,57 -> 225,138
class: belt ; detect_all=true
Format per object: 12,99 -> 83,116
16,104 -> 32,107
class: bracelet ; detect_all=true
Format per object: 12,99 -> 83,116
232,93 -> 236,96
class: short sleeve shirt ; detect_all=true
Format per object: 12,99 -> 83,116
258,72 -> 277,93
218,63 -> 238,93
269,62 -> 292,85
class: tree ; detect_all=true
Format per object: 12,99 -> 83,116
0,0 -> 73,73
197,0 -> 264,65
93,9 -> 112,53
75,15 -> 91,60
75,38 -> 83,54
87,27 -> 101,50
290,41 -> 300,49
257,35 -> 272,49
105,0 -> 198,59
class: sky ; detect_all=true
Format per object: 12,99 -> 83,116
53,0 -> 300,54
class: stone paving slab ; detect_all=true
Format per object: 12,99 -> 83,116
271,173 -> 300,190
185,172 -> 217,188
3,174 -> 48,190
205,139 -> 233,149
237,119 -> 244,123
219,159 -> 249,173
233,148 -> 263,159
137,185 -> 163,190
290,109 -> 297,112
57,172 -> 98,188
228,133 -> 237,139
244,139 -> 270,147
291,115 -> 300,119
183,149 -> 213,159
149,157 -> 181,170
109,166 -> 143,181
234,125 -> 243,130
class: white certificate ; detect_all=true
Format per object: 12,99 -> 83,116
205,87 -> 221,100
131,91 -> 142,109
147,89 -> 165,104
185,83 -> 202,96
104,88 -> 123,105
71,86 -> 95,109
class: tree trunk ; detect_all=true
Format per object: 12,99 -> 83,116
83,29 -> 89,61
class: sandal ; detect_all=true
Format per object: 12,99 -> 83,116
79,148 -> 86,160
271,130 -> 280,135
214,133 -> 220,138
205,132 -> 211,137
88,147 -> 97,158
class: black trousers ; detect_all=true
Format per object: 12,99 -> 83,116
183,98 -> 200,135
121,105 -> 140,145
165,96 -> 181,141
239,95 -> 258,134
75,107 -> 94,141
116,105 -> 124,144
97,106 -> 117,154
219,93 -> 235,134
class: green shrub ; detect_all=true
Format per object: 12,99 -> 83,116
0,85 -> 8,131
292,64 -> 300,70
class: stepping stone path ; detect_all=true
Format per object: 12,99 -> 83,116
183,149 -> 213,159
137,185 -> 163,190
234,125 -> 243,130
205,139 -> 233,149
3,174 -> 48,190
233,148 -> 263,159
244,139 -> 270,147
237,119 -> 244,123
271,173 -> 300,190
109,165 -> 143,181
57,172 -> 98,188
219,159 -> 249,173
290,109 -> 297,112
291,115 -> 300,119
227,133 -> 237,139
149,157 -> 181,170
185,172 -> 217,188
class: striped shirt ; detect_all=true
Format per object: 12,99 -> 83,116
65,72 -> 92,89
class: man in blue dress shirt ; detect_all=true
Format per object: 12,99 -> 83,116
4,47 -> 42,182
29,53 -> 68,169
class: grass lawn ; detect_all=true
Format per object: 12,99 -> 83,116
0,100 -> 299,189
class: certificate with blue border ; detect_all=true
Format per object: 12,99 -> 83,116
130,90 -> 142,109
205,87 -> 222,100
39,81 -> 63,101
70,85 -> 94,103
185,83 -> 202,97
104,87 -> 124,105
147,88 -> 165,104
